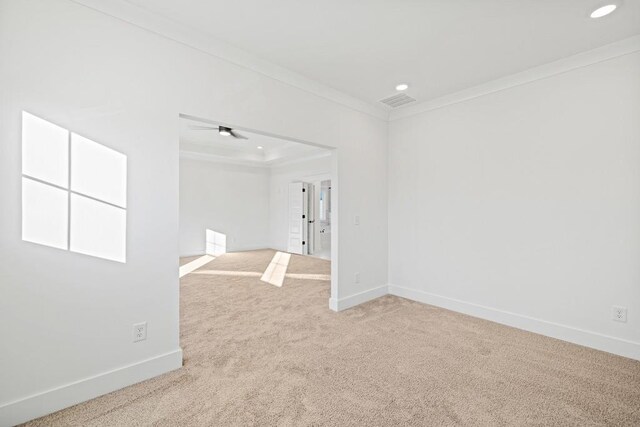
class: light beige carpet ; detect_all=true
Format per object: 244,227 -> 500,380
26,249 -> 640,426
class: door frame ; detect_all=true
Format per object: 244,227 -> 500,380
178,113 -> 339,310
300,172 -> 332,256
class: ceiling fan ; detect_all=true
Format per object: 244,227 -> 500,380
189,125 -> 248,140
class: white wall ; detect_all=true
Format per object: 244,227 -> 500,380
179,157 -> 270,256
180,153 -> 332,257
389,51 -> 640,360
0,1 -> 388,424
269,155 -> 332,252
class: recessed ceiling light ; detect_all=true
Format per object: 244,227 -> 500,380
395,83 -> 409,91
590,4 -> 617,18
257,146 -> 263,149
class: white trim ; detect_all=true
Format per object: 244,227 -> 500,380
228,245 -> 272,253
388,285 -> 640,361
300,172 -> 332,183
55,3 -> 640,123
179,251 -> 209,258
179,149 -> 331,169
179,150 -> 270,168
0,348 -> 183,426
267,151 -> 332,168
69,0 -> 388,121
329,285 -> 388,312
180,245 -> 271,259
390,35 -> 640,121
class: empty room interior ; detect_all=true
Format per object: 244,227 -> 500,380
0,1 -> 639,425
178,115 -> 334,287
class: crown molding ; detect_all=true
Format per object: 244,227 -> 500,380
267,150 -> 331,168
70,0 -> 389,121
179,150 -> 270,169
64,2 -> 640,124
390,35 -> 640,121
179,148 -> 330,169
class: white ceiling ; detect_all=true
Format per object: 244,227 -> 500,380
179,117 -> 328,166
124,0 -> 640,108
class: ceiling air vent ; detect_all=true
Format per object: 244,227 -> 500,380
379,93 -> 416,108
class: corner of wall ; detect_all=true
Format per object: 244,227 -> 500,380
330,285 -> 389,311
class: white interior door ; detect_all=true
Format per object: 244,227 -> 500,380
287,182 -> 309,254
307,184 -> 315,255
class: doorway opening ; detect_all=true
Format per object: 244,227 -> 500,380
177,113 -> 337,306
286,178 -> 331,260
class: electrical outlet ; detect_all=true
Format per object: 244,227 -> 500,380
133,322 -> 147,342
355,272 -> 360,283
612,306 -> 627,323
354,215 -> 360,226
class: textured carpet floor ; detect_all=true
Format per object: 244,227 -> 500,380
26,249 -> 640,426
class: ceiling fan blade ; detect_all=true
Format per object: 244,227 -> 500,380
188,125 -> 218,130
230,130 -> 248,140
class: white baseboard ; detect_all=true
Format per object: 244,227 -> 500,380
180,245 -> 271,258
229,245 -> 270,253
0,348 -> 183,426
389,285 -> 640,361
180,251 -> 206,258
329,285 -> 388,312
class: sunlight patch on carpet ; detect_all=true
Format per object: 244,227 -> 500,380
261,251 -> 291,287
179,255 -> 215,278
